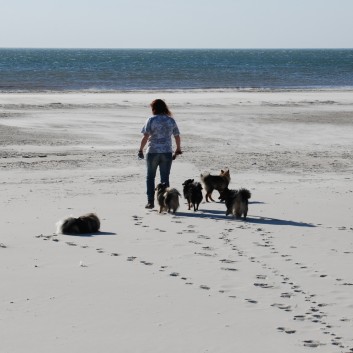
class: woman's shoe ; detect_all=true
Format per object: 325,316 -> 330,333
145,203 -> 154,209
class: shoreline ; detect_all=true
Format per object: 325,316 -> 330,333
2,87 -> 353,94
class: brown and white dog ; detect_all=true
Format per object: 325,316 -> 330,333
200,169 -> 230,202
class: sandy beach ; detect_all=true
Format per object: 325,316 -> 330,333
1,90 -> 353,352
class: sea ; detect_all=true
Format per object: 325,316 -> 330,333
0,49 -> 353,91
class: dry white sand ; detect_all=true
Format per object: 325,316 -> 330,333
1,90 -> 353,352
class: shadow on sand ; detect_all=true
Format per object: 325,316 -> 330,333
175,209 -> 316,228
67,231 -> 117,237
246,216 -> 316,228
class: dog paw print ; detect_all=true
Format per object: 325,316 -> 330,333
140,260 -> 153,266
277,327 -> 296,334
169,272 -> 179,277
221,267 -> 238,272
303,340 -> 322,348
245,299 -> 258,304
127,256 -> 137,262
254,283 -> 274,289
271,303 -> 292,312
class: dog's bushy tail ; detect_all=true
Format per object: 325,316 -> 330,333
55,219 -> 65,234
166,188 -> 181,197
238,188 -> 251,200
56,217 -> 77,235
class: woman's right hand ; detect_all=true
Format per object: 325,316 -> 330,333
138,150 -> 144,159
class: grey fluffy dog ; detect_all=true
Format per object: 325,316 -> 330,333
155,183 -> 181,214
56,213 -> 100,235
219,188 -> 251,220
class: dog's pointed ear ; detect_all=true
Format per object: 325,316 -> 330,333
191,179 -> 194,182
221,169 -> 224,173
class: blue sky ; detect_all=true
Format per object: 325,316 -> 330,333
1,0 -> 352,48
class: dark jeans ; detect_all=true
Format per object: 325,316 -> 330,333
146,152 -> 173,203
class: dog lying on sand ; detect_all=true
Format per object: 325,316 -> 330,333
182,178 -> 203,211
219,188 -> 251,220
56,213 -> 100,235
155,183 -> 181,214
200,169 -> 230,202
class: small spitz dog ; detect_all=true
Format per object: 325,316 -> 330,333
182,178 -> 203,211
220,188 -> 251,220
200,169 -> 231,202
56,213 -> 100,235
155,183 -> 181,214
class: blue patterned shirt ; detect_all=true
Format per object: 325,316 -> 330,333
141,115 -> 180,153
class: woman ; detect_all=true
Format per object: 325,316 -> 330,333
139,99 -> 182,209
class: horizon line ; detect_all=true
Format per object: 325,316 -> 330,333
1,47 -> 353,50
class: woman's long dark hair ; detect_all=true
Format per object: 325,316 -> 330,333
150,99 -> 172,116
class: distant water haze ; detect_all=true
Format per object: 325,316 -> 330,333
1,49 -> 353,91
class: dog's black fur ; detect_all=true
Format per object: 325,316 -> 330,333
155,183 -> 181,214
56,213 -> 100,235
220,188 -> 251,220
182,179 -> 203,211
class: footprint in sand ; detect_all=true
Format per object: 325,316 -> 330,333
256,275 -> 267,280
140,260 -> 153,266
200,285 -> 210,290
221,267 -> 238,272
220,259 -> 237,264
111,253 -> 119,256
132,215 -> 142,220
127,256 -> 137,262
293,315 -> 306,321
169,272 -> 179,277
66,242 -> 77,246
194,252 -> 214,257
303,340 -> 321,348
277,327 -> 296,334
245,299 -> 258,304
271,303 -> 292,311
